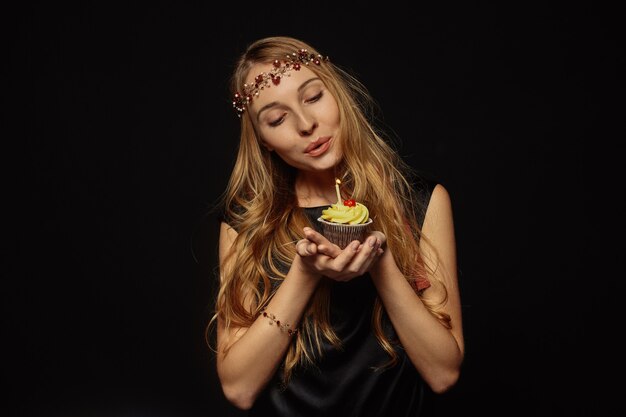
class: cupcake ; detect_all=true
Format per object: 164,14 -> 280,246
317,179 -> 373,249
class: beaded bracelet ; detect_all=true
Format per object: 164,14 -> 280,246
260,307 -> 299,336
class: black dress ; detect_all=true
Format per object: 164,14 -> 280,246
249,179 -> 437,417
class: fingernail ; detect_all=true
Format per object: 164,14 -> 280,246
368,237 -> 376,247
351,241 -> 360,251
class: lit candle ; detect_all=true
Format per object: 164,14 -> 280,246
335,178 -> 342,204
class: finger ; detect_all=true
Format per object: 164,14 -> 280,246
349,236 -> 382,273
304,227 -> 341,258
296,239 -> 318,257
302,227 -> 328,245
368,231 -> 387,247
329,240 -> 361,270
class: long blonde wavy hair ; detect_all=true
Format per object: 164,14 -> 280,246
209,36 -> 450,383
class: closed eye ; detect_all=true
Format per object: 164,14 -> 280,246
305,92 -> 323,103
268,114 -> 286,127
267,92 -> 322,127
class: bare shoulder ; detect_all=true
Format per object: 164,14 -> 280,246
423,184 -> 454,227
420,184 -> 458,297
220,220 -> 238,236
219,221 -> 239,261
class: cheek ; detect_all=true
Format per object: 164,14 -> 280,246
260,131 -> 291,152
322,97 -> 341,125
257,128 -> 278,146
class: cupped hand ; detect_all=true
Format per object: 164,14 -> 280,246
295,227 -> 386,282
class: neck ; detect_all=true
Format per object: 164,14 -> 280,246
295,170 -> 337,207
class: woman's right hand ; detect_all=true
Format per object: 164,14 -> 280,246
295,227 -> 385,282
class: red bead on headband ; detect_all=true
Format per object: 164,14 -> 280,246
232,49 -> 329,117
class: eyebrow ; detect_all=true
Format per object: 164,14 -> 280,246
256,77 -> 322,123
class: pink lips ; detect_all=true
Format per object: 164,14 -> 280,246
304,136 -> 332,156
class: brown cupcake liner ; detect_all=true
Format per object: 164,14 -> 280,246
316,217 -> 373,249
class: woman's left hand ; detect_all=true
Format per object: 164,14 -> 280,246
295,227 -> 386,282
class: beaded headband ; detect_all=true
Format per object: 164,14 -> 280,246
232,49 -> 329,117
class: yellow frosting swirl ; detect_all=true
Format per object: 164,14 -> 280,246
321,202 -> 370,224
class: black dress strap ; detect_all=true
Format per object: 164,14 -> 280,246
413,175 -> 438,228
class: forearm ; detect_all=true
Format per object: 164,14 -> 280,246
217,255 -> 321,409
370,252 -> 463,393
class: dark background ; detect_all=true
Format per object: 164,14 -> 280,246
7,2 -> 623,417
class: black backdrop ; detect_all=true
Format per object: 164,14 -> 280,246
8,3 -> 623,417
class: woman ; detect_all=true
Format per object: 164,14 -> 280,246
210,36 -> 464,416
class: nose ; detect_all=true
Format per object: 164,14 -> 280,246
296,111 -> 317,137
